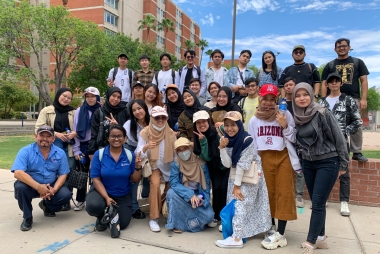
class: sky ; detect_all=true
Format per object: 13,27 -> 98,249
173,0 -> 380,88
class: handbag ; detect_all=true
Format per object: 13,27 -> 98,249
141,157 -> 152,177
230,159 -> 259,184
67,162 -> 88,190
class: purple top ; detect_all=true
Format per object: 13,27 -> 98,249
73,107 -> 92,156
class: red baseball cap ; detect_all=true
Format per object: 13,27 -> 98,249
259,84 -> 278,97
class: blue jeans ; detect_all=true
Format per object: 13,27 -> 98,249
302,156 -> 339,244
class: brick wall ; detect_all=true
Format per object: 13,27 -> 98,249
304,159 -> 380,207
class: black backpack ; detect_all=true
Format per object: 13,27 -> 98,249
154,69 -> 176,87
178,66 -> 201,78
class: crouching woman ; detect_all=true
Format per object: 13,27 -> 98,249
165,137 -> 214,233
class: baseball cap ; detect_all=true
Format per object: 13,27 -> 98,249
193,110 -> 210,123
118,53 -> 128,59
293,45 -> 305,52
133,81 -> 144,88
174,137 -> 191,150
223,111 -> 243,122
151,106 -> 168,118
37,125 -> 54,136
326,72 -> 342,83
259,84 -> 278,98
83,87 -> 100,97
165,84 -> 178,90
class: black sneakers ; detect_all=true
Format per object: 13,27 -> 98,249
95,218 -> 107,232
132,209 -> 146,219
38,200 -> 56,217
20,217 -> 33,231
61,202 -> 71,211
352,153 -> 368,162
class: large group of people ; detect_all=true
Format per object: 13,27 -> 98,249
11,38 -> 369,253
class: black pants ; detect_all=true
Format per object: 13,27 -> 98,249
85,187 -> 132,230
339,167 -> 350,202
210,168 -> 230,221
302,156 -> 339,244
14,180 -> 72,219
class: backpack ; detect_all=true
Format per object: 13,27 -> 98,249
179,66 -> 201,78
112,67 -> 133,96
154,69 -> 176,87
98,147 -> 133,163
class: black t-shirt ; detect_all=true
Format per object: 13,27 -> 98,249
322,56 -> 369,99
184,68 -> 193,90
279,62 -> 321,88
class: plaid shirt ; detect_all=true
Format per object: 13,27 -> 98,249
133,69 -> 155,86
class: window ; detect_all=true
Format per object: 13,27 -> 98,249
104,10 -> 118,26
190,33 -> 194,41
176,9 -> 182,18
157,7 -> 165,18
176,22 -> 181,29
104,28 -> 116,36
175,46 -> 181,53
162,0 -> 165,4
105,0 -> 118,10
156,35 -> 164,44
176,34 -> 181,42
191,22 -> 194,29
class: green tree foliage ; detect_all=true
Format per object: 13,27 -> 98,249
196,39 -> 209,67
157,18 -> 175,51
205,49 -> 213,60
138,14 -> 156,41
0,0 -> 102,108
0,82 -> 38,118
68,33 -> 184,95
183,39 -> 196,50
367,88 -> 380,111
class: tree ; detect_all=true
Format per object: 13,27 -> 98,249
247,65 -> 259,77
157,18 -> 174,51
196,39 -> 209,67
138,14 -> 156,42
183,39 -> 196,50
205,49 -> 213,60
0,82 -> 38,118
367,88 -> 380,111
0,0 -> 102,109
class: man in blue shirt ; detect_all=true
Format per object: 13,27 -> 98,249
12,125 -> 71,231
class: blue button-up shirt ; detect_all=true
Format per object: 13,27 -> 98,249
11,143 -> 70,184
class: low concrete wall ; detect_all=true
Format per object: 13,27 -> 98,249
304,159 -> 380,207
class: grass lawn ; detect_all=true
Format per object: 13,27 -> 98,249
0,135 -> 379,169
0,135 -> 35,169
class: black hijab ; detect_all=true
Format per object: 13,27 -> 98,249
103,87 -> 125,115
193,118 -> 221,170
211,86 -> 242,113
166,87 -> 185,129
183,89 -> 209,119
53,87 -> 74,133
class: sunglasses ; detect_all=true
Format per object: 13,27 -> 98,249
153,116 -> 167,121
293,50 -> 304,55
186,56 -> 194,59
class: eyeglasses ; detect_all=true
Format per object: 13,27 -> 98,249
153,116 -> 167,121
293,50 -> 304,55
186,56 -> 194,59
109,135 -> 124,140
335,45 -> 348,49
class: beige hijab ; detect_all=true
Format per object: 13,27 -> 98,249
140,118 -> 176,168
254,96 -> 279,122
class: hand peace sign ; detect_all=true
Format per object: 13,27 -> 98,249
135,151 -> 142,168
105,113 -> 118,125
193,127 -> 204,140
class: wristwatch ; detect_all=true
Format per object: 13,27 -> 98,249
314,95 -> 319,99
135,167 -> 142,171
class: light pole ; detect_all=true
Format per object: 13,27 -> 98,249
231,0 -> 237,67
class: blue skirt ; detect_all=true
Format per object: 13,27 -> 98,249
165,189 -> 214,232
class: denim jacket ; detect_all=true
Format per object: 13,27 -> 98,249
169,159 -> 211,208
205,67 -> 229,100
226,67 -> 255,97
296,110 -> 349,171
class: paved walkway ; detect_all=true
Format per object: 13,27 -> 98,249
1,170 -> 379,254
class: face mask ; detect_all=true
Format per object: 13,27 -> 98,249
178,150 -> 191,161
152,124 -> 165,131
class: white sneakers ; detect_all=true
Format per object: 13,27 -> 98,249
215,237 -> 243,248
341,201 -> 350,216
264,225 -> 276,239
149,219 -> 161,232
208,219 -> 218,228
73,202 -> 85,211
218,225 -> 222,232
261,232 -> 287,250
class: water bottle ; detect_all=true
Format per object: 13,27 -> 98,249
279,98 -> 287,115
79,155 -> 86,164
109,204 -> 120,238
173,122 -> 179,131
65,128 -> 75,145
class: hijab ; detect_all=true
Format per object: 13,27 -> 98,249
166,87 -> 185,129
193,118 -> 221,170
103,87 -> 125,115
140,118 -> 177,168
292,82 -> 325,125
225,119 -> 252,168
76,93 -> 101,140
176,147 -> 207,190
211,86 -> 242,113
53,87 -> 74,133
254,96 -> 278,122
183,89 -> 209,119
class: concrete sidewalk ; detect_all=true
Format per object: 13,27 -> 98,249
1,169 -> 379,254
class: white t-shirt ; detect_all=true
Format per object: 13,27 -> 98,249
326,96 -> 340,111
236,67 -> 246,85
248,110 -> 296,151
213,68 -> 224,86
108,68 -> 132,102
152,69 -> 180,92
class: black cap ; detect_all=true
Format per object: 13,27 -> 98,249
326,72 -> 342,83
118,53 -> 128,59
133,81 -> 144,88
37,125 -> 54,136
